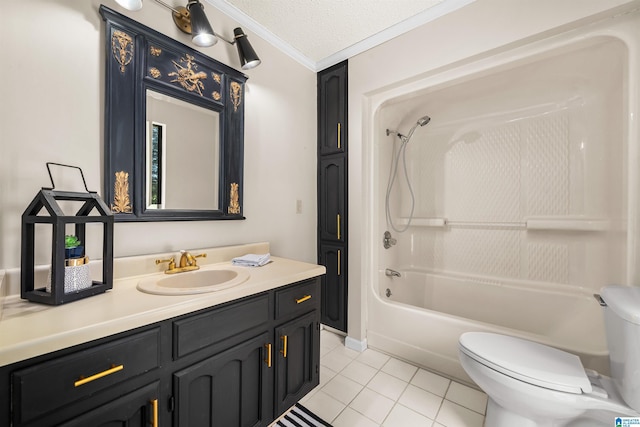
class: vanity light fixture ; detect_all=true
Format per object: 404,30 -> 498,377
233,27 -> 261,70
115,0 -> 143,11
185,0 -> 217,47
115,0 -> 261,70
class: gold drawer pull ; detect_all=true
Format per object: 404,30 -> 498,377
264,343 -> 272,368
280,335 -> 288,358
151,399 -> 158,427
337,214 -> 341,240
74,364 -> 124,387
337,122 -> 341,149
296,295 -> 312,304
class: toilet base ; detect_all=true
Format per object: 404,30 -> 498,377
486,399 -> 554,427
486,397 -> 623,427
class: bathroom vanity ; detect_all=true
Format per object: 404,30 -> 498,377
0,243 -> 325,426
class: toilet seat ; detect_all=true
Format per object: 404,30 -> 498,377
459,332 -> 592,394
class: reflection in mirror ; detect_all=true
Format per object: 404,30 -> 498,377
145,90 -> 219,210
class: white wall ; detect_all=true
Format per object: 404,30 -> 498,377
346,0 -> 640,343
0,0 -> 317,271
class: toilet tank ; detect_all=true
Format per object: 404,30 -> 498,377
601,285 -> 640,412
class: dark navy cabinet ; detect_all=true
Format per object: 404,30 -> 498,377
318,64 -> 347,156
318,157 -> 346,244
0,277 -> 321,426
275,311 -> 319,415
318,244 -> 346,330
173,332 -> 271,427
317,61 -> 348,332
273,277 -> 321,415
59,381 -> 161,427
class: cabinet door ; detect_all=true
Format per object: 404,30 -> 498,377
173,332 -> 271,427
275,311 -> 320,416
59,381 -> 161,427
319,244 -> 347,331
319,157 -> 345,243
12,328 -> 160,426
318,61 -> 347,156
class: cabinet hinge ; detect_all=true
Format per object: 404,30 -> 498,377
169,395 -> 175,412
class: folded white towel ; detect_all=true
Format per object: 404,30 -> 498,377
232,253 -> 271,267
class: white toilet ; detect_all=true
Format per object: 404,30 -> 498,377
458,285 -> 640,426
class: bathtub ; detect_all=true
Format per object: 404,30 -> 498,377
370,269 -> 608,382
366,16 -> 636,384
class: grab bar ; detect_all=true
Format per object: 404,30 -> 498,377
395,217 -> 612,231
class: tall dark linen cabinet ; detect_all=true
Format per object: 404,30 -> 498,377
317,61 -> 348,332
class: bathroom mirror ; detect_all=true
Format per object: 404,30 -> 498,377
101,6 -> 246,221
145,90 -> 219,210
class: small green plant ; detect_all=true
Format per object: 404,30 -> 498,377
65,235 -> 81,249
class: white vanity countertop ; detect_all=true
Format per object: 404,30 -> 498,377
0,253 -> 325,367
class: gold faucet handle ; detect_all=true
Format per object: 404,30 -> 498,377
156,258 -> 176,271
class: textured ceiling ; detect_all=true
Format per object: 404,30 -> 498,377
206,0 -> 474,71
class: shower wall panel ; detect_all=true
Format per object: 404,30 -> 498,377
380,37 -> 627,293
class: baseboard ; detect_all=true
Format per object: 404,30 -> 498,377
320,324 -> 346,336
344,335 -> 367,352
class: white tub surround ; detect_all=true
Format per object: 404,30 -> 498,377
366,9 -> 638,384
0,242 -> 325,366
0,270 -> 4,320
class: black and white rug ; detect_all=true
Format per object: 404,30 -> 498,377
275,404 -> 332,427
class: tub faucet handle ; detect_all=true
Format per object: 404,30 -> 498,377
383,231 -> 397,249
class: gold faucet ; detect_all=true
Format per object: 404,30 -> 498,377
156,250 -> 207,274
179,250 -> 206,269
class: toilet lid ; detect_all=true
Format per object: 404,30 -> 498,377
601,285 -> 640,325
459,332 -> 592,394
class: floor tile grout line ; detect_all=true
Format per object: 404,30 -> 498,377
323,349 -> 380,423
325,344 -> 402,425
318,331 -> 486,426
433,390 -> 447,425
434,379 -> 454,422
382,401 -> 435,426
345,356 -> 416,425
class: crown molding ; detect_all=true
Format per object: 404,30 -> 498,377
205,0 -> 317,70
205,0 -> 475,72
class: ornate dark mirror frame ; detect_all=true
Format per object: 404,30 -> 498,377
100,5 -> 246,221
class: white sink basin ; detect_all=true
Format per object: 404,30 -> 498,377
137,266 -> 250,295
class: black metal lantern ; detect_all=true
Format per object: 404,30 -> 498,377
21,163 -> 114,305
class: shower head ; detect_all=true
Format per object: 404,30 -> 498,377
417,116 -> 431,127
387,115 -> 431,142
405,115 -> 431,140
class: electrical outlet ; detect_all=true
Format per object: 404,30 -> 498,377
296,199 -> 302,214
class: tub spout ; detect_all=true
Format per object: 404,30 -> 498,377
385,268 -> 401,278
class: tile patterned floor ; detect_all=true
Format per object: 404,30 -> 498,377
300,330 -> 488,427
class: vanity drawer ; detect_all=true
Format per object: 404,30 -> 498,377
173,294 -> 270,359
275,279 -> 320,320
12,328 -> 160,425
